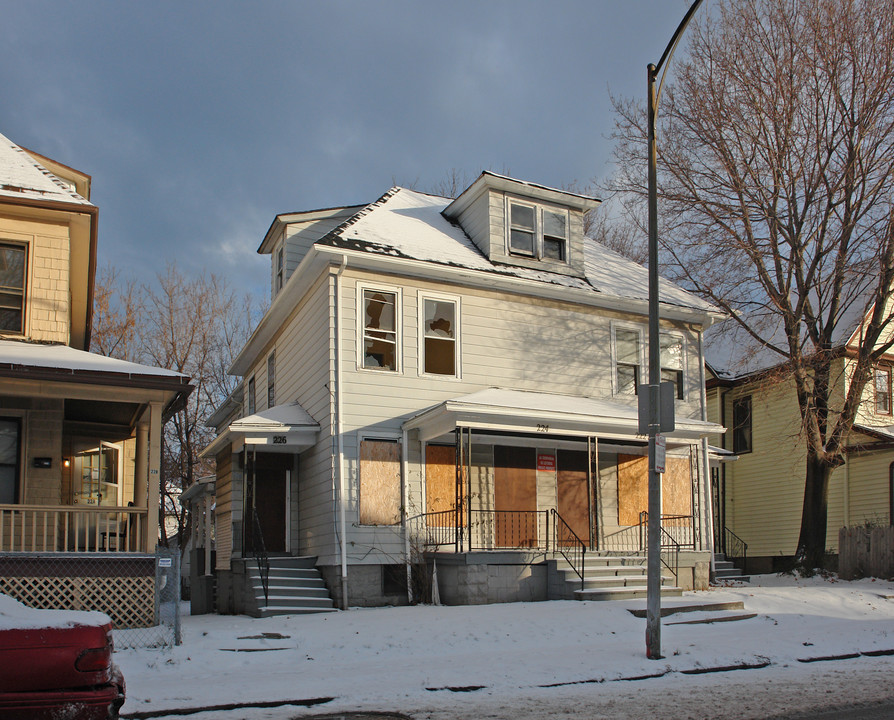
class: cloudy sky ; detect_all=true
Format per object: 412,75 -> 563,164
1,0 -> 696,300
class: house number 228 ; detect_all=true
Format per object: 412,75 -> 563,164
536,424 -> 550,433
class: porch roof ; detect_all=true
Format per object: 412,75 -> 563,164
201,401 -> 320,457
403,388 -> 725,443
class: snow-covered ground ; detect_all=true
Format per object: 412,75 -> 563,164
116,574 -> 894,719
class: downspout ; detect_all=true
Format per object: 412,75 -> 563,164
335,256 -> 349,609
697,328 -> 716,575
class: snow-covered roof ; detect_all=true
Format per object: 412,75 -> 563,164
405,387 -> 723,442
0,339 -> 188,381
705,299 -> 873,381
0,132 -> 93,207
853,424 -> 894,442
320,187 -> 716,315
229,402 -> 318,432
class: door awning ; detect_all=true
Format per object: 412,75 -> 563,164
403,387 -> 724,443
201,402 -> 319,457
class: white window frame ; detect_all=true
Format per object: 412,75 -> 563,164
610,324 -> 688,401
357,433 -> 404,527
611,322 -> 645,396
357,283 -> 402,373
659,331 -> 687,401
417,292 -> 461,379
504,196 -> 570,263
267,350 -> 275,409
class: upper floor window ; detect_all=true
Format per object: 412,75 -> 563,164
275,247 -> 284,294
247,376 -> 256,415
361,288 -> 399,371
421,296 -> 458,377
612,325 -> 643,395
267,352 -> 275,408
732,396 -> 752,453
0,242 -> 27,334
660,334 -> 685,400
875,366 -> 892,415
506,200 -> 568,262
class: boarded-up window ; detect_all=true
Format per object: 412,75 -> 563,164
617,454 -> 692,525
425,444 -> 466,526
556,450 -> 589,545
359,439 -> 401,525
494,445 -> 538,547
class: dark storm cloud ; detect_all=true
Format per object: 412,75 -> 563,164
0,0 -> 694,299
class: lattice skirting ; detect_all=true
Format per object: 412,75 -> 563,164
0,575 -> 155,628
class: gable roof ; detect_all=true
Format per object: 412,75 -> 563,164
318,186 -> 717,314
231,182 -> 723,375
0,132 -> 94,208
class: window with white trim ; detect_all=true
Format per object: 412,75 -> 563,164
420,296 -> 458,377
361,287 -> 399,371
660,333 -> 685,400
275,247 -> 284,294
506,199 -> 569,262
267,352 -> 275,409
613,326 -> 643,395
247,376 -> 256,415
875,366 -> 892,415
0,242 -> 27,334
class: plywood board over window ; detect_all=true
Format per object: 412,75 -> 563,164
360,440 -> 401,525
425,444 -> 465,526
617,454 -> 692,525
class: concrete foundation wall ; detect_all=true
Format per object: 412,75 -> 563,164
431,552 -> 548,605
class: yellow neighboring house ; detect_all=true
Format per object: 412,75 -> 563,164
705,312 -> 894,574
0,132 -> 191,627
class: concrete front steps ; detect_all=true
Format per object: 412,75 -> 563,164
712,553 -> 750,583
554,555 -> 683,601
246,555 -> 336,617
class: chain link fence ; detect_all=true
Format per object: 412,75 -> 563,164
0,547 -> 181,648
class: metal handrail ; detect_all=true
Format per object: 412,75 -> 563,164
250,507 -> 270,605
640,511 -> 681,581
723,526 -> 748,569
550,509 -> 586,592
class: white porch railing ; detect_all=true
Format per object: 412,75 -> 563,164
0,504 -> 148,553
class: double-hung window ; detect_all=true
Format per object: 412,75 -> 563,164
361,288 -> 399,371
275,247 -> 284,294
267,352 -> 275,408
613,326 -> 643,395
875,366 -> 892,415
507,200 -> 569,263
0,242 -> 27,334
421,296 -> 458,377
247,376 -> 256,415
732,396 -> 752,453
660,333 -> 685,400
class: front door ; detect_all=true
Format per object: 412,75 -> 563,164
556,449 -> 590,547
494,445 -> 537,547
245,453 -> 290,553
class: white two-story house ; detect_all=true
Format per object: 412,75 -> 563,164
204,172 -> 725,614
0,131 -> 192,629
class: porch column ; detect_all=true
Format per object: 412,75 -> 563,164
146,401 -> 163,553
203,492 -> 213,576
134,421 -> 149,508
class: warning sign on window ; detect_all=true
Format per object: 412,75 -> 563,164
537,453 -> 556,473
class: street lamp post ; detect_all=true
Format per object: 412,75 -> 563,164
645,0 -> 704,661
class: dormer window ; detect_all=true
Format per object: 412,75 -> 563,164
506,199 -> 568,263
275,247 -> 284,294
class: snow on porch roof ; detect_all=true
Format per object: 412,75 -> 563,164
201,401 -> 320,458
0,339 -> 188,382
404,387 -> 724,442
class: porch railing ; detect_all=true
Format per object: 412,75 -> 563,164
0,504 -> 148,553
550,509 -> 586,592
406,509 -> 587,590
722,526 -> 748,571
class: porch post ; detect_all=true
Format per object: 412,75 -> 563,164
203,492 -> 213,576
145,402 -> 163,553
135,421 -> 149,509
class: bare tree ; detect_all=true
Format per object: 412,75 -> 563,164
92,263 -> 255,550
611,0 -> 894,569
91,265 -> 141,361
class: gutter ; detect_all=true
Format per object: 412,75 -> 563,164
335,255 -> 349,609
